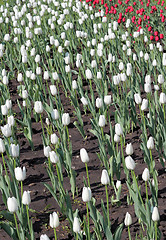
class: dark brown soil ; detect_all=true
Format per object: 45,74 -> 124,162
0,75 -> 166,240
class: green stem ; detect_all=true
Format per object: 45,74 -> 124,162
40,114 -> 45,136
145,181 -> 148,202
131,170 -> 144,206
155,221 -> 158,240
163,104 -> 165,121
26,205 -> 31,233
54,228 -> 57,240
85,163 -> 90,188
149,149 -> 153,174
101,127 -> 104,141
76,233 -> 78,240
128,226 -> 131,240
2,153 -> 9,181
105,184 -> 110,225
66,126 -> 70,143
86,202 -> 90,240
14,213 -> 20,240
56,163 -> 65,195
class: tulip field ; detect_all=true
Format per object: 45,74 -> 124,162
0,0 -> 166,239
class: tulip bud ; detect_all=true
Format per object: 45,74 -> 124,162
49,151 -> 59,164
134,93 -> 142,105
1,105 -> 8,115
116,180 -> 121,189
147,136 -> 154,150
73,217 -> 81,233
49,212 -> 59,228
5,99 -> 12,110
51,133 -> 58,145
125,156 -> 136,170
144,83 -> 151,93
40,234 -> 50,240
7,197 -> 18,213
126,143 -> 133,155
1,124 -> 12,138
152,207 -> 160,222
80,148 -> 89,163
50,85 -> 57,96
72,80 -> 78,90
142,168 -> 150,181
44,146 -> 51,158
82,187 -> 92,202
101,169 -> 110,185
159,93 -> 166,104
8,116 -> 15,127
22,90 -> 28,99
17,73 -> 23,82
96,98 -> 103,108
62,113 -> 70,126
34,101 -> 43,114
158,74 -> 164,84
114,134 -> 120,143
141,99 -> 148,111
51,109 -> 59,120
124,212 -> 132,226
85,69 -> 92,79
97,72 -> 102,79
10,144 -> 19,158
14,166 -> 26,181
115,123 -> 123,136
0,138 -> 5,153
104,95 -> 111,105
99,115 -> 106,128
22,191 -> 31,205
81,97 -> 88,106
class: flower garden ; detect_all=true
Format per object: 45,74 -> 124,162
0,0 -> 166,239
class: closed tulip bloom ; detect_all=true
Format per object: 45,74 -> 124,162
82,187 -> 92,202
125,156 -> 136,170
124,212 -> 132,226
80,148 -> 89,163
7,197 -> 18,213
115,123 -> 123,136
0,138 -> 5,153
104,95 -> 111,105
8,115 -> 15,127
99,115 -> 106,128
6,100 -> 12,110
101,169 -> 110,185
17,73 -> 23,82
147,136 -> 154,150
1,124 -> 12,138
44,146 -> 51,158
40,234 -> 50,240
22,90 -> 28,99
96,98 -> 103,108
114,134 -> 120,143
144,83 -> 151,93
62,113 -> 70,126
97,72 -> 102,79
141,99 -> 148,111
44,71 -> 49,80
152,207 -> 160,222
85,69 -> 92,79
50,85 -> 57,96
81,97 -> 88,106
1,105 -> 8,115
22,191 -> 31,205
10,144 -> 19,158
116,180 -> 121,189
159,93 -> 166,104
49,212 -> 59,228
51,133 -> 58,145
73,217 -> 81,233
51,109 -> 59,120
72,80 -> 78,90
14,166 -> 26,181
134,93 -> 142,105
144,53 -> 149,61
34,101 -> 43,114
126,143 -> 133,155
142,168 -> 150,181
49,151 -> 59,164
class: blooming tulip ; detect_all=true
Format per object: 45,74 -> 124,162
14,166 -> 26,181
49,212 -> 59,228
7,197 -> 18,213
62,113 -> 70,126
73,217 -> 81,233
22,191 -> 31,205
82,187 -> 92,202
125,156 -> 136,170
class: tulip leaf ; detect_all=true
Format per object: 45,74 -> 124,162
0,222 -> 17,240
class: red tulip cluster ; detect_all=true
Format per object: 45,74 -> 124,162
82,0 -> 165,41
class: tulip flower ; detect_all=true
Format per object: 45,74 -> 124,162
101,169 -> 110,224
152,206 -> 160,240
51,109 -> 59,120
126,143 -> 134,156
9,144 -> 19,158
51,133 -> 59,145
34,101 -> 43,114
0,138 -> 5,154
40,234 -> 50,240
80,148 -> 90,187
142,168 -> 150,201
22,191 -> 31,205
104,95 -> 111,105
49,212 -> 59,240
73,217 -> 81,235
1,124 -> 12,138
62,113 -> 70,126
82,187 -> 92,239
124,212 -> 132,240
125,156 -> 136,170
50,85 -> 57,96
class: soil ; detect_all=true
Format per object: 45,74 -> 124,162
0,73 -> 166,240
